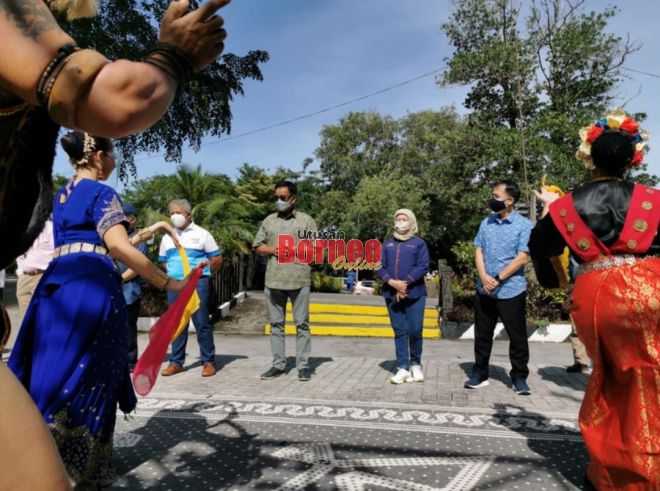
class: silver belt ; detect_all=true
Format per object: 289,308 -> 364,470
53,242 -> 108,259
578,254 -> 647,275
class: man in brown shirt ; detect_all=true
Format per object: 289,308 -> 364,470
253,180 -> 317,381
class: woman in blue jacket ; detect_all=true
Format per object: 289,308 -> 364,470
377,209 -> 430,384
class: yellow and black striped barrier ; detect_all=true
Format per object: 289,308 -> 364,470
265,302 -> 441,339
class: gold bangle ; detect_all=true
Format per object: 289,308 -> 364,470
149,269 -> 170,290
138,228 -> 154,242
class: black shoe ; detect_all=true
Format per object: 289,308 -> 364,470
260,367 -> 285,380
298,368 -> 311,381
566,363 -> 588,373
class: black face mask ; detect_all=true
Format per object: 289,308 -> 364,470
489,198 -> 507,212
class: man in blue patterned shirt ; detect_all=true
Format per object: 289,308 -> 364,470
465,180 -> 533,395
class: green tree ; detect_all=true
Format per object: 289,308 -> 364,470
342,173 -> 430,242
440,0 -> 654,197
315,112 -> 400,193
58,0 -> 269,179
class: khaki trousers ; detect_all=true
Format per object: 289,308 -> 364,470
569,316 -> 590,366
16,273 -> 42,320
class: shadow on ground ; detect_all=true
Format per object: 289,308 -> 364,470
113,402 -> 589,490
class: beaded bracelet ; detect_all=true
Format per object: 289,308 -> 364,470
143,43 -> 195,87
36,43 -> 80,107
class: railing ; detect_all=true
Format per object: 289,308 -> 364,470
210,254 -> 252,319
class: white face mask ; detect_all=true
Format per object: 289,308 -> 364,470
170,213 -> 187,229
394,220 -> 410,232
275,199 -> 291,212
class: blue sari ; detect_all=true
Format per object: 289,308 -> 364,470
9,178 -> 137,488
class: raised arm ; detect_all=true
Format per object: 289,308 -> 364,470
0,0 -> 229,137
104,224 -> 189,292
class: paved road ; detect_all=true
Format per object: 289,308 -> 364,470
106,335 -> 587,490
2,281 -> 589,490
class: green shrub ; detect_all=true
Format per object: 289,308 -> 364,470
525,269 -> 569,323
311,271 -> 323,291
321,275 -> 343,293
450,240 -> 477,279
310,272 -> 343,293
441,268 -> 568,324
139,284 -> 168,316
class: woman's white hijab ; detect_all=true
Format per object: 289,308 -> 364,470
392,208 -> 418,241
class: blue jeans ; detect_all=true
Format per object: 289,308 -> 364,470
385,295 -> 426,370
168,277 -> 215,366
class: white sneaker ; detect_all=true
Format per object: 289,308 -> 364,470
390,368 -> 413,384
410,365 -> 424,382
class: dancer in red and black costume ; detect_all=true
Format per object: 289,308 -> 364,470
530,109 -> 659,490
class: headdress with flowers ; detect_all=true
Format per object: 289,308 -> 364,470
69,132 -> 97,168
576,108 -> 650,170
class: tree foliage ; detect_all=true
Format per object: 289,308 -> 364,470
58,0 -> 269,180
440,0 -> 655,197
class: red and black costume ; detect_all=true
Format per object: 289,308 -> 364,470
531,179 -> 660,490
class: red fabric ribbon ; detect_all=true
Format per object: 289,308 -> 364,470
132,267 -> 203,396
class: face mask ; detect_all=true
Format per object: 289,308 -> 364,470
489,198 -> 507,212
275,199 -> 292,212
171,213 -> 187,229
394,221 -> 410,232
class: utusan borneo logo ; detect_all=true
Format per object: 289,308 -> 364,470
276,230 -> 382,271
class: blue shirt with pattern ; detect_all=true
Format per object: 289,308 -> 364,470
474,211 -> 531,299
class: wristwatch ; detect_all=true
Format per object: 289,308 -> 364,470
494,273 -> 502,283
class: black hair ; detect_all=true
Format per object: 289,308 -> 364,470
60,131 -> 112,162
493,179 -> 521,203
274,179 -> 297,196
591,131 -> 634,175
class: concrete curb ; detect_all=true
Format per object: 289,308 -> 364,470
440,321 -> 572,342
137,291 -> 248,332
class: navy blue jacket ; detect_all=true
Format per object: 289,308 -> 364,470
377,236 -> 430,300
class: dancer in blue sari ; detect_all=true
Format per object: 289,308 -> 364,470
9,131 -> 189,489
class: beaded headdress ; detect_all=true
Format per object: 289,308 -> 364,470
576,108 -> 650,170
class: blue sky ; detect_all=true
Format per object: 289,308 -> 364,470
53,0 -> 660,187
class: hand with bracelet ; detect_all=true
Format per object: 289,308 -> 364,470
0,0 -> 230,138
151,260 -> 208,293
130,221 -> 181,249
105,223 -> 202,293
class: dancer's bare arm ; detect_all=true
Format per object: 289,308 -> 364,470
104,224 -> 190,292
0,0 -> 228,137
0,364 -> 72,491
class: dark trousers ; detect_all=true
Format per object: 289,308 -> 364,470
385,295 -> 426,370
168,277 -> 215,366
126,299 -> 141,365
473,291 -> 529,380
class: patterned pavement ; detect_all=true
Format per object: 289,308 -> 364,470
106,335 -> 588,490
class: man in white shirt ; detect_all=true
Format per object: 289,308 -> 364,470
158,199 -> 223,377
16,219 -> 54,319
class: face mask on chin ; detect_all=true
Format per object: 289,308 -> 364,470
489,198 -> 507,213
171,213 -> 187,229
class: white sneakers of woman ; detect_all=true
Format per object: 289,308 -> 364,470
390,366 -> 424,384
410,365 -> 424,382
390,368 -> 412,384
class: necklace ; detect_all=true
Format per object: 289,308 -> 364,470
590,176 -> 623,183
